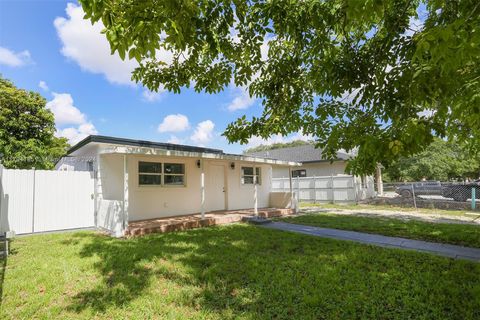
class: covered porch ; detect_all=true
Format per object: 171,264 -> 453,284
125,207 -> 294,236
95,144 -> 300,237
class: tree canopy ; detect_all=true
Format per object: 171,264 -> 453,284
80,0 -> 480,174
0,77 -> 69,169
384,138 -> 480,182
243,139 -> 312,154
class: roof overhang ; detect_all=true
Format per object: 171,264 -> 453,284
99,146 -> 301,167
68,135 -> 224,155
300,159 -> 349,164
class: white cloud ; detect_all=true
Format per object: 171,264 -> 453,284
46,92 -> 86,125
54,3 -> 176,89
339,86 -> 363,104
142,88 -> 165,102
54,3 -> 138,85
46,92 -> 98,144
57,122 -> 98,145
0,46 -> 32,67
291,131 -> 314,142
38,81 -> 49,91
190,120 -> 215,145
404,16 -> 424,37
246,135 -> 287,148
167,135 -> 185,144
224,34 -> 271,112
417,109 -> 436,118
157,114 -> 190,133
260,36 -> 272,62
227,86 -> 256,111
246,132 -> 312,149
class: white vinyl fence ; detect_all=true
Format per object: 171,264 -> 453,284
272,175 -> 375,203
0,166 -> 95,235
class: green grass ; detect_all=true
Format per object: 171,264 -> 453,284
300,202 -> 476,217
280,212 -> 480,248
1,226 -> 480,319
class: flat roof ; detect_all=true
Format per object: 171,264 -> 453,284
68,135 -> 301,166
246,144 -> 352,162
68,135 -> 224,155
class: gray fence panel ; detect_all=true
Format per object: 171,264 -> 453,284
272,175 -> 374,203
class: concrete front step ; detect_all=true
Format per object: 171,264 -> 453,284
125,208 -> 295,237
258,208 -> 293,218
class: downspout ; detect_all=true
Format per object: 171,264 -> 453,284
200,160 -> 205,220
254,166 -> 258,216
288,167 -> 295,213
121,154 -> 129,237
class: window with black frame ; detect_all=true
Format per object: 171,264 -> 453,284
241,166 -> 261,185
164,163 -> 185,186
291,169 -> 307,178
138,161 -> 162,185
138,161 -> 186,186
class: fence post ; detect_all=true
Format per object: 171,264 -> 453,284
253,174 -> 258,216
411,183 -> 417,210
31,167 -> 36,233
296,176 -> 300,208
331,175 -> 335,204
313,176 -> 317,204
472,187 -> 476,210
288,168 -> 294,211
93,165 -> 98,228
353,176 -> 358,204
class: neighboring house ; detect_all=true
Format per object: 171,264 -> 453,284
246,145 -> 352,178
56,135 -> 299,236
247,145 -> 376,201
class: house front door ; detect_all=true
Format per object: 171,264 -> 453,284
206,164 -> 226,211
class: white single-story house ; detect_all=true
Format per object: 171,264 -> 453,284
56,135 -> 300,236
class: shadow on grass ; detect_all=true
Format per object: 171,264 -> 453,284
0,255 -> 5,307
66,225 -> 480,319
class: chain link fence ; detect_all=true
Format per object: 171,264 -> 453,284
375,180 -> 480,212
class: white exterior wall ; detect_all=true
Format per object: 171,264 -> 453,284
98,154 -> 124,200
127,155 -> 202,221
272,161 -> 348,178
96,154 -> 124,234
55,145 -> 98,172
226,162 -> 271,210
120,155 -> 273,221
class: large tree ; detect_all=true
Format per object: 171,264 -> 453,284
80,0 -> 480,174
0,77 -> 69,169
384,138 -> 480,181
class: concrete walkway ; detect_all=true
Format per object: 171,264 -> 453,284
261,222 -> 480,262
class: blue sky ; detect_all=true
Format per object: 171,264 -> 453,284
0,0 -> 307,153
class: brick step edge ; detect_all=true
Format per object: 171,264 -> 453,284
258,209 -> 294,218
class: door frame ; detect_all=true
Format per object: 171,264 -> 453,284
206,162 -> 228,211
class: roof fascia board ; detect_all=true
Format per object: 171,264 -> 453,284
301,159 -> 347,164
68,135 -> 223,155
99,146 -> 301,166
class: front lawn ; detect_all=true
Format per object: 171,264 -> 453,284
1,225 -> 479,319
280,212 -> 480,248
